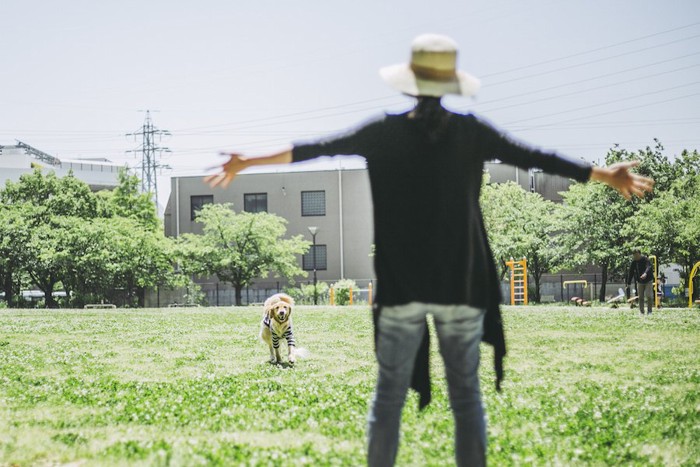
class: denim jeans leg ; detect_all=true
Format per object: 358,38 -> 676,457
367,304 -> 427,467
433,306 -> 486,467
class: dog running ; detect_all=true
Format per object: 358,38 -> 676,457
260,293 -> 298,364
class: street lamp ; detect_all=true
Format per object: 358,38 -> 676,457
308,226 -> 319,305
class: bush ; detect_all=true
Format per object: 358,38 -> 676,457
285,282 -> 329,305
183,281 -> 207,306
331,279 -> 357,306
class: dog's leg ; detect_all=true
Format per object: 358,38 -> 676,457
261,324 -> 277,364
274,346 -> 282,363
285,327 -> 297,364
269,343 -> 278,364
272,333 -> 282,363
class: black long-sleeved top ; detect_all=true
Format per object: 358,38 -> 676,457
293,111 -> 592,403
627,256 -> 653,284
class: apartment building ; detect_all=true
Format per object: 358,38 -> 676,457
163,162 -> 573,305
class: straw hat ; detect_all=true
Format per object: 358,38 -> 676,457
379,34 -> 480,97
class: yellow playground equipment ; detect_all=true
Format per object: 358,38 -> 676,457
649,254 -> 660,308
505,257 -> 528,305
563,280 -> 591,306
689,260 -> 700,308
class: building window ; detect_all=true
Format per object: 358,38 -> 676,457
303,245 -> 327,271
244,193 -> 268,213
301,190 -> 326,216
190,195 -> 214,221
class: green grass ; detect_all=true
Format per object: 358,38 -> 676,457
0,306 -> 698,466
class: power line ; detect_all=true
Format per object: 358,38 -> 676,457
486,33 -> 700,87
510,90 -> 700,131
480,21 -> 700,78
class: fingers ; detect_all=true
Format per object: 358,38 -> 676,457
630,185 -> 646,198
637,174 -> 655,190
203,172 -> 233,188
203,152 -> 243,188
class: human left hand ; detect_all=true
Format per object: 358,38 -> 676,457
590,161 -> 654,200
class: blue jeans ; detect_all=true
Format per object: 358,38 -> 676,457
367,303 -> 486,467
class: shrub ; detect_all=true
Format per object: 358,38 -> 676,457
331,279 -> 357,306
285,282 -> 329,305
183,281 -> 207,306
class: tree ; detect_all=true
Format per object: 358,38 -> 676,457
0,168 -> 175,308
98,169 -> 160,231
624,172 -> 700,292
0,170 -> 99,307
550,142 -> 692,302
178,203 -> 310,305
0,205 -> 32,306
480,179 -> 561,302
555,180 -> 634,302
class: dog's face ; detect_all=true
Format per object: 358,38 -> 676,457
269,300 -> 292,323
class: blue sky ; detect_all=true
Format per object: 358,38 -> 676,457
1,1 -> 699,204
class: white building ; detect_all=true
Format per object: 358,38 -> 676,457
0,141 -> 124,191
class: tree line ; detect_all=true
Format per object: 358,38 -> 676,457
0,169 -> 307,308
2,142 -> 697,308
481,142 -> 700,303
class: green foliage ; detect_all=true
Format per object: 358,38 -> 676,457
331,278 -> 357,305
285,281 -> 329,305
0,306 -> 697,465
480,178 -> 561,302
100,168 -> 160,231
182,280 -> 207,306
0,168 -> 175,308
623,171 -> 700,284
177,203 -> 310,305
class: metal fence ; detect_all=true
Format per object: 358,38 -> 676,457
146,273 -> 678,308
146,279 -> 376,307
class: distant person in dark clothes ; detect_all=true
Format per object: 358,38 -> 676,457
206,34 -> 654,467
627,249 -> 654,315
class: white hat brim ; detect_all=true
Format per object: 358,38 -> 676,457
379,63 -> 480,98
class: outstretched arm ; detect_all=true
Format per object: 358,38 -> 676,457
589,161 -> 654,200
204,147 -> 292,188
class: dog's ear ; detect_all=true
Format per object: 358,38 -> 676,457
264,297 -> 279,318
278,293 -> 295,307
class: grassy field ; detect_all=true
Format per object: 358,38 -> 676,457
0,305 -> 698,466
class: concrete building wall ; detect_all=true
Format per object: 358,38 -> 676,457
164,168 -> 375,287
484,162 -> 530,190
533,171 -> 573,203
164,164 -> 580,305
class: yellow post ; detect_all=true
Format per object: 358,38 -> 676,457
689,260 -> 700,308
349,287 -> 353,305
330,288 -> 335,306
522,257 -> 528,306
505,258 -> 515,305
368,282 -> 373,306
649,255 -> 659,308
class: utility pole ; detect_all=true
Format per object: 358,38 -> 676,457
127,110 -> 171,209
